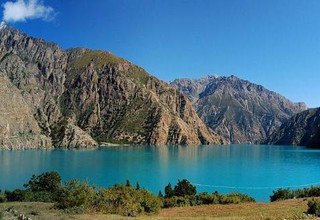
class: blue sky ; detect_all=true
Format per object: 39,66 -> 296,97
1,0 -> 320,107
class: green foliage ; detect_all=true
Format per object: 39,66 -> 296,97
2,172 -> 256,217
55,180 -> 97,212
0,211 -> 3,220
220,193 -> 255,204
270,186 -> 320,202
165,183 -> 174,198
98,185 -> 162,217
308,199 -> 320,216
163,195 -> 198,208
5,189 -> 26,202
0,190 -> 6,203
196,192 -> 220,205
174,179 -> 197,197
24,171 -> 61,193
270,188 -> 293,202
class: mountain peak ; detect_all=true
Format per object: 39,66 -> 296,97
171,75 -> 307,144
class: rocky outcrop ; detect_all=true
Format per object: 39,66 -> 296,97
51,118 -> 98,149
0,24 -> 222,149
0,73 -> 52,150
266,108 -> 320,148
171,75 -> 307,144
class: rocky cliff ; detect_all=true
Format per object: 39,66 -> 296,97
266,108 -> 320,148
0,24 -> 222,149
171,75 -> 307,144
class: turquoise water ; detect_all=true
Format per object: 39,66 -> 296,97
1,145 -> 320,202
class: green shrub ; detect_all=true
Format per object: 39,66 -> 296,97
222,193 -> 255,204
164,183 -> 174,198
24,171 -> 61,193
24,190 -> 57,202
5,189 -> 26,202
4,172 -> 63,203
270,188 -> 293,202
98,185 -> 162,216
55,180 -> 98,212
0,190 -> 6,203
270,186 -> 320,202
306,187 -> 320,197
196,192 -> 220,205
174,179 -> 196,197
307,199 -> 320,216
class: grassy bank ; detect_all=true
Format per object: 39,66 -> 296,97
0,198 -> 316,220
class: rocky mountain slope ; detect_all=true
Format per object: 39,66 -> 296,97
171,75 -> 307,144
266,108 -> 320,148
0,24 -> 222,149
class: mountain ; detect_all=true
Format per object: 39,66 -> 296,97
171,75 -> 307,144
266,108 -> 320,147
0,24 -> 223,149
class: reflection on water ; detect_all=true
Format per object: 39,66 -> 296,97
1,145 -> 320,201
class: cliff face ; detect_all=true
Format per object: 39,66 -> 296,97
0,25 -> 222,149
266,108 -> 320,148
171,75 -> 307,144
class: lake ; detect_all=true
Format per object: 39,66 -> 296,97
1,144 -> 320,202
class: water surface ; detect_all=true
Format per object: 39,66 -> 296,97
1,145 -> 320,202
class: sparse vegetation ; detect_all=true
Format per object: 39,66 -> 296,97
162,179 -> 255,208
270,186 -> 320,202
307,198 -> 320,216
1,172 -> 257,217
71,50 -> 125,70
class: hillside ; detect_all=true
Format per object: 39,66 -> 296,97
266,107 -> 320,148
171,75 -> 307,144
0,24 -> 222,149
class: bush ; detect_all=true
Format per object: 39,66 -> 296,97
24,171 -> 61,193
307,199 -> 320,216
4,172 -> 63,203
270,186 -> 320,202
196,192 -> 220,205
270,188 -> 293,202
0,190 -> 6,203
173,179 -> 196,197
5,189 -> 26,202
55,180 -> 98,212
220,193 -> 255,204
164,183 -> 174,198
98,185 -> 162,216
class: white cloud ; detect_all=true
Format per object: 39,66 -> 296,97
2,0 -> 55,23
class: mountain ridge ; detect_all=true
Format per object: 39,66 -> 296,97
266,107 -> 320,147
171,75 -> 307,144
0,25 -> 223,149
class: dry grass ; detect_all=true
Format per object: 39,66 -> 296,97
0,198 -> 318,220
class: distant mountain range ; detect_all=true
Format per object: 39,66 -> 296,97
266,108 -> 320,147
171,75 -> 307,144
0,23 -> 318,149
0,24 -> 222,149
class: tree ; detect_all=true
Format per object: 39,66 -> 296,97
173,179 -> 196,197
136,182 -> 140,190
126,180 -> 131,187
164,183 -> 174,198
24,171 -> 61,192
